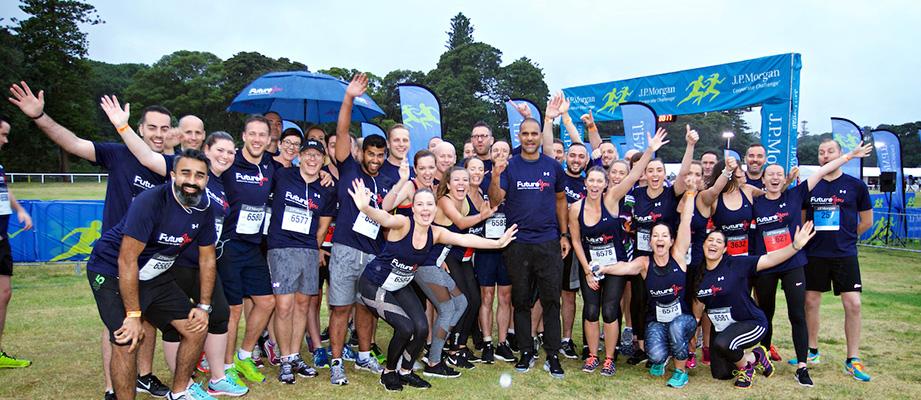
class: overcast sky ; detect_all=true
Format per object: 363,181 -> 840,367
4,0 -> 919,134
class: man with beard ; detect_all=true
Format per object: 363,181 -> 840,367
86,150 -> 217,400
264,112 -> 283,155
178,116 -> 206,151
558,142 -> 588,359
8,82 -> 172,398
327,74 -> 402,385
744,144 -> 766,189
380,124 -> 414,183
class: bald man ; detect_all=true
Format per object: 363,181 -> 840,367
432,141 -> 457,179
428,136 -> 443,152
178,115 -> 205,151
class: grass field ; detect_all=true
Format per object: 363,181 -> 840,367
1,247 -> 919,399
10,182 -> 107,200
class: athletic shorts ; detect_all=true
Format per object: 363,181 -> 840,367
217,239 -> 272,305
0,239 -> 12,276
319,249 -> 331,287
327,243 -> 375,307
805,256 -> 862,295
561,251 -> 580,292
88,271 -> 188,344
268,247 -> 320,296
164,266 -> 231,338
473,251 -> 511,287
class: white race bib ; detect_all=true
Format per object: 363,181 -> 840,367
262,208 -> 272,235
589,243 -> 618,265
381,266 -> 415,291
814,205 -> 840,231
0,190 -> 10,216
353,211 -> 381,239
138,254 -> 176,281
655,299 -> 682,323
214,217 -> 224,241
637,228 -> 651,252
281,205 -> 312,235
708,306 -> 736,332
236,204 -> 265,235
485,213 -> 506,239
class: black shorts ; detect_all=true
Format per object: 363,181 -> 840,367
165,266 -> 230,338
88,270 -> 191,344
0,239 -> 13,276
805,256 -> 862,295
561,250 -> 579,293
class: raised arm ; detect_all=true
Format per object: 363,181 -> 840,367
559,97 -> 583,145
8,81 -> 96,162
380,159 -> 410,212
606,127 -> 669,205
672,124 -> 698,195
807,142 -> 873,191
347,178 -> 407,230
100,95 -> 167,176
336,74 -> 367,163
581,110 -> 603,152
672,191 -> 695,265
541,92 -> 563,157
487,158 -> 507,207
699,156 -> 736,207
757,221 -> 815,271
434,223 -> 517,249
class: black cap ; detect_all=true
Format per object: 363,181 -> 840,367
300,139 -> 325,154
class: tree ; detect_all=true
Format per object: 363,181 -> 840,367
379,69 -> 427,122
446,13 -> 473,50
87,60 -> 148,142
496,57 -> 549,133
217,51 -> 307,133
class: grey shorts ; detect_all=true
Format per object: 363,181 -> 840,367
267,247 -> 320,295
328,243 -> 375,306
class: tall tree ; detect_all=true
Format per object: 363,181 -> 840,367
446,13 -> 474,50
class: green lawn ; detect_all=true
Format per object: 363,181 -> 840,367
1,248 -> 919,399
10,182 -> 107,200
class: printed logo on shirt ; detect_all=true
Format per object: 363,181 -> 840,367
391,258 -> 418,273
543,171 -> 551,177
585,233 -> 615,246
564,186 -> 585,201
810,195 -> 845,206
650,284 -> 683,298
721,220 -> 751,232
284,191 -> 319,210
207,189 -> 229,210
158,232 -> 193,246
235,172 -> 268,186
756,212 -> 789,225
192,224 -> 199,229
133,175 -> 155,190
516,179 -> 552,191
635,212 -> 663,224
696,284 -> 723,298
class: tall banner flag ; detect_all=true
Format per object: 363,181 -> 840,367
831,117 -> 863,179
361,122 -> 386,138
398,84 -> 442,165
505,99 -> 542,149
563,53 -> 802,171
872,129 -> 905,216
620,102 -> 656,154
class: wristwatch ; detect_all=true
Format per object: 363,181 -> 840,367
196,303 -> 213,314
560,232 -> 571,239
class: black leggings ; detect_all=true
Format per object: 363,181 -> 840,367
709,320 -> 767,380
628,274 -> 647,341
581,273 -> 627,324
753,267 -> 807,363
162,267 -> 230,342
358,276 -> 428,371
447,256 -> 480,348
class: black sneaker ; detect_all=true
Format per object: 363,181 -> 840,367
136,373 -> 169,397
380,370 -> 403,392
543,353 -> 565,379
795,367 -> 814,387
581,345 -> 590,361
481,342 -> 495,364
104,391 -> 116,400
293,356 -> 318,378
507,332 -> 519,352
473,329 -> 485,351
495,342 -> 517,362
626,349 -> 648,366
399,371 -> 432,389
515,351 -> 536,372
559,339 -> 578,359
423,360 -> 461,378
447,350 -> 475,369
463,347 -> 482,364
278,361 -> 296,384
320,327 -> 330,343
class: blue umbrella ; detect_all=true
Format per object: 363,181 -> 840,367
227,71 -> 384,123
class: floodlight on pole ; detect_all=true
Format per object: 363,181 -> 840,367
722,131 -> 734,149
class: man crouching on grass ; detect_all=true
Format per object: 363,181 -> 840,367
86,149 -> 217,400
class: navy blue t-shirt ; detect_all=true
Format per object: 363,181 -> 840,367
220,151 -> 275,244
379,159 -> 414,184
631,186 -> 680,257
561,172 -> 586,204
175,171 -> 228,269
746,174 -> 764,190
92,143 -> 169,232
332,155 -> 395,254
805,174 -> 872,257
0,164 -> 10,238
499,154 -> 565,244
752,182 -> 808,274
87,184 -> 217,279
695,255 -> 767,330
267,167 -> 337,249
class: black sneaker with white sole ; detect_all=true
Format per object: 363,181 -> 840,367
507,332 -> 519,352
447,350 -> 475,369
795,367 -> 814,387
380,370 -> 403,392
463,347 -> 482,364
136,373 -> 169,397
399,371 -> 432,389
626,349 -> 648,366
495,342 -> 516,362
515,351 -> 536,372
423,360 -> 461,378
559,339 -> 578,359
543,353 -> 565,379
481,342 -> 495,364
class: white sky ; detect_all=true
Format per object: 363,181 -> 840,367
3,0 -> 919,134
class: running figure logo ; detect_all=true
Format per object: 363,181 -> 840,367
835,134 -> 860,153
401,102 -> 440,130
598,86 -> 632,113
677,73 -> 724,106
50,220 -> 102,262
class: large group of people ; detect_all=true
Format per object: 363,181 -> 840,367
0,74 -> 876,398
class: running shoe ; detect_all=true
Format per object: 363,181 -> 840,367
223,367 -> 246,388
313,347 -> 331,369
649,362 -> 666,377
278,361 -> 295,384
370,343 -> 386,364
380,370 -> 403,392
515,351 -> 536,373
187,382 -> 216,400
342,345 -> 358,362
104,391 -> 116,400
701,346 -> 711,366
320,327 -> 330,343
667,368 -> 689,388
463,347 -> 482,363
166,392 -> 190,400
543,353 -> 565,379
0,351 -> 31,368
473,329 -> 485,351
481,342 -> 496,364
136,373 -> 170,397
447,350 -> 475,369
582,354 -> 599,373
356,356 -> 384,374
600,357 -> 616,377
626,348 -> 648,366
788,349 -> 821,365
507,332 -> 519,352
795,366 -> 814,387
330,359 -> 349,385
423,360 -> 461,378
559,339 -> 579,359
293,355 -> 318,378
399,371 -> 432,389
233,354 -> 266,383
844,358 -> 871,382
262,339 -> 280,367
207,376 -> 249,397
581,345 -> 590,361
686,352 -> 697,369
769,344 -> 782,362
495,342 -> 516,362
421,343 -> 431,364
753,346 -> 775,378
196,353 -> 210,374
251,352 -> 264,369
733,363 -> 755,389
620,327 -> 634,356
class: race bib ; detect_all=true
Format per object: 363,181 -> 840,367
655,299 -> 682,323
236,204 -> 265,235
589,243 -> 618,265
262,208 -> 272,235
281,205 -> 312,235
485,213 -> 506,239
762,228 -> 791,252
637,228 -> 651,252
381,264 -> 415,291
214,217 -> 224,242
138,254 -> 176,281
814,205 -> 840,231
707,306 -> 736,332
0,190 -> 10,216
353,211 -> 381,239
726,234 -> 749,256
